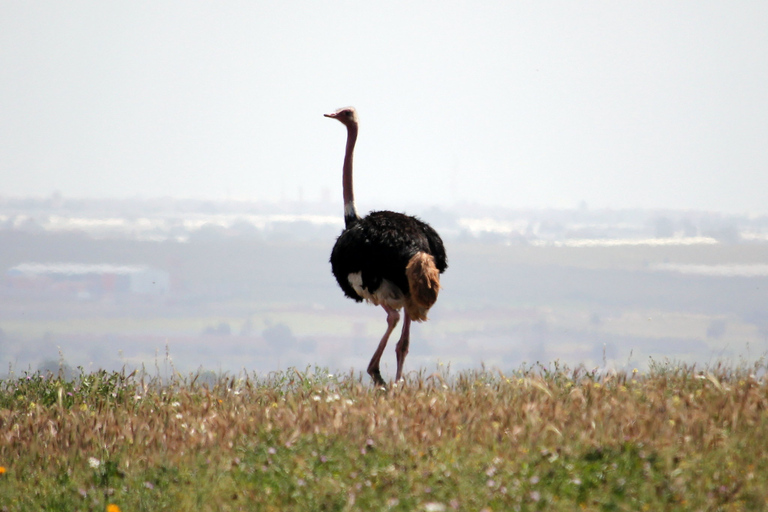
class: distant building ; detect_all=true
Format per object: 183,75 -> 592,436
5,262 -> 169,297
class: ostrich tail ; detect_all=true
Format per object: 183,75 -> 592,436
405,252 -> 441,322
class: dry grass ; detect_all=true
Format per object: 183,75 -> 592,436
1,361 -> 767,511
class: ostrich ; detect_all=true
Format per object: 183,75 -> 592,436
324,106 -> 448,386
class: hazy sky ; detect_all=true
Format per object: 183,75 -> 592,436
1,2 -> 766,213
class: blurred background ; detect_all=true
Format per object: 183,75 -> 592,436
1,2 -> 767,377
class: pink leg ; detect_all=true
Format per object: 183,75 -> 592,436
367,304 -> 400,386
395,311 -> 412,382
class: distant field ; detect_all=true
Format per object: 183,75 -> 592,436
2,362 -> 767,511
2,234 -> 768,375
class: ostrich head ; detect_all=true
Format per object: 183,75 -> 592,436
324,107 -> 358,127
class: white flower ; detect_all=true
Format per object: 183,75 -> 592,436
88,457 -> 101,469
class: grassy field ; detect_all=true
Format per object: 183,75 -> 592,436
2,361 -> 768,511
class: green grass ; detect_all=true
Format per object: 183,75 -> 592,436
2,362 -> 768,511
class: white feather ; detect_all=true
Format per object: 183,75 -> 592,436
347,272 -> 405,310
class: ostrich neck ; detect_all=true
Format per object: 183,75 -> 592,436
343,124 -> 359,226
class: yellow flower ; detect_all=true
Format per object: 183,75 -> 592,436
107,504 -> 121,512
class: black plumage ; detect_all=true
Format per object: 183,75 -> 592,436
330,210 -> 448,304
324,106 -> 448,386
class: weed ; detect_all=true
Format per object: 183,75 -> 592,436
1,361 -> 767,510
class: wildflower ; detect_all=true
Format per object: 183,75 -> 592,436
88,457 -> 101,469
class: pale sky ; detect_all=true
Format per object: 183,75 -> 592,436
1,1 -> 767,213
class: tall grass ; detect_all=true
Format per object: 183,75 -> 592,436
1,360 -> 767,511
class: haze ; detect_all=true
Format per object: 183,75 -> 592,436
2,2 -> 767,213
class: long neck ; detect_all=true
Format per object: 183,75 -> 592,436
342,123 -> 359,227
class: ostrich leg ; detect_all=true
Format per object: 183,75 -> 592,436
395,312 -> 412,382
367,304 -> 400,386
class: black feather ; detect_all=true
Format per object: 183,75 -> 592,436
330,210 -> 447,302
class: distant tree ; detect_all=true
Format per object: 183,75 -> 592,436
263,323 -> 297,352
654,217 -> 675,238
706,319 -> 727,339
681,218 -> 698,237
37,359 -> 75,380
297,338 -> 317,354
194,370 -> 220,388
240,318 -> 254,336
703,224 -> 740,244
